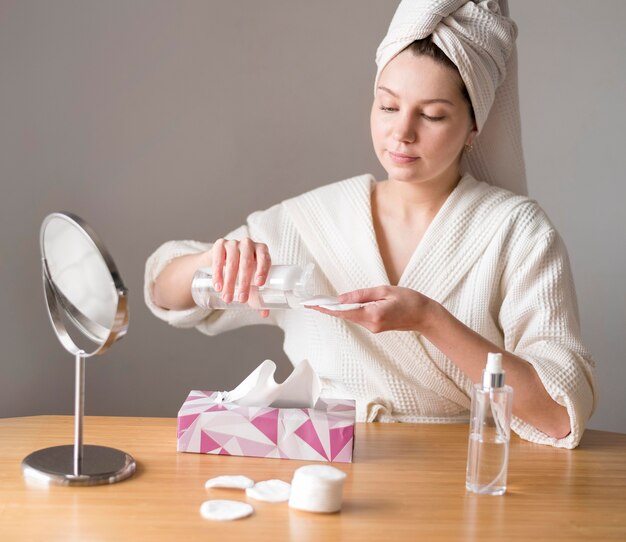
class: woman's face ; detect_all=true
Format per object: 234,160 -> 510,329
371,50 -> 476,187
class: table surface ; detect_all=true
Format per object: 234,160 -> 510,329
1,416 -> 625,541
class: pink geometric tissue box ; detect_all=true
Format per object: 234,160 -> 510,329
177,391 -> 356,463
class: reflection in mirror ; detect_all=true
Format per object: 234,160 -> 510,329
41,213 -> 128,350
43,215 -> 118,341
22,212 -> 135,486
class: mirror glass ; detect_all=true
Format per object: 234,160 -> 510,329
42,215 -> 119,343
40,213 -> 128,352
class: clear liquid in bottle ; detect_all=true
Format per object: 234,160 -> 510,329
465,354 -> 513,496
191,263 -> 314,310
466,430 -> 509,495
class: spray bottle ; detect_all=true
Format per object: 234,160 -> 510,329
465,352 -> 513,495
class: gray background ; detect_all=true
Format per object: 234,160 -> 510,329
1,1 -> 624,434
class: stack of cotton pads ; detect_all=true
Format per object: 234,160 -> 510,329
288,465 -> 347,513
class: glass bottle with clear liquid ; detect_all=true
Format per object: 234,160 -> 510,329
191,263 -> 315,310
466,353 -> 513,496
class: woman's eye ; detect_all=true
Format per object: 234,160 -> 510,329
422,114 -> 445,121
379,106 -> 397,112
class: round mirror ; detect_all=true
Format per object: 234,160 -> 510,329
41,213 -> 128,354
22,212 -> 135,486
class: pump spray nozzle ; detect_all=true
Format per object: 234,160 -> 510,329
482,353 -> 508,442
483,352 -> 505,389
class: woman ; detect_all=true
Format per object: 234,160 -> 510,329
145,0 -> 596,448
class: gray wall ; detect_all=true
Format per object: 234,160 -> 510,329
1,1 -> 624,434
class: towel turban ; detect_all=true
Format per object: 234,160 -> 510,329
375,0 -> 527,195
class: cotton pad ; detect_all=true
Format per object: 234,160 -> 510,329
288,465 -> 347,513
245,479 -> 291,503
299,295 -> 340,306
300,295 -> 367,311
204,475 -> 255,490
317,303 -> 365,311
199,500 -> 254,521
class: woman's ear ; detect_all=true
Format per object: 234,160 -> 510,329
466,125 -> 478,146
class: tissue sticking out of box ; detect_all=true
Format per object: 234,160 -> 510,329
216,359 -> 321,409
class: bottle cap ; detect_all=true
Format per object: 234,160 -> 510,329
482,352 -> 505,388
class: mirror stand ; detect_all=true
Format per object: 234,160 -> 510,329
22,352 -> 135,486
22,212 -> 136,486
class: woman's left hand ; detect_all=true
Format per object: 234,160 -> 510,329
308,286 -> 436,334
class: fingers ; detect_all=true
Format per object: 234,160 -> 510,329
309,305 -> 380,332
338,286 -> 388,304
237,238 -> 256,303
308,305 -> 364,318
314,286 -> 426,334
237,241 -> 271,303
211,238 -> 271,306
221,240 -> 240,303
211,239 -> 226,293
254,244 -> 271,287
309,301 -> 387,333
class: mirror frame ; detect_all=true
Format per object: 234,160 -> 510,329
40,212 -> 129,357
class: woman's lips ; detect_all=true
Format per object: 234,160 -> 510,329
388,150 -> 418,164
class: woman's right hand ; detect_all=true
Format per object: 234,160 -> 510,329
211,238 -> 272,316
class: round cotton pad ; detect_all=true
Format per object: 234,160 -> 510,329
318,303 -> 365,311
299,295 -> 340,306
199,500 -> 254,521
205,475 -> 255,489
245,479 -> 291,503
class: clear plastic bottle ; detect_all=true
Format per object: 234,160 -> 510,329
191,263 -> 315,310
465,353 -> 513,496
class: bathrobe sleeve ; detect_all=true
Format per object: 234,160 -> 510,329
499,213 -> 597,448
144,202 -> 291,334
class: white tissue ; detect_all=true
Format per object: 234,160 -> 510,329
217,359 -> 321,408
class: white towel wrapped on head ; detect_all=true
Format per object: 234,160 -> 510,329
375,0 -> 526,195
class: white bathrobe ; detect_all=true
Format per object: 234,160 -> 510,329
145,174 -> 596,448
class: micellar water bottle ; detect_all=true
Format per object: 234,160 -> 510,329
191,263 -> 315,310
465,352 -> 513,496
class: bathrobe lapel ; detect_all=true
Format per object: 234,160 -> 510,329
282,174 -> 527,409
282,174 -> 386,293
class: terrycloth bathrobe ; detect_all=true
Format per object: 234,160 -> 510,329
145,174 -> 596,449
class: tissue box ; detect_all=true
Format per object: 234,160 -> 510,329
177,391 -> 356,463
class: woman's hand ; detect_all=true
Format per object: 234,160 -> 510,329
313,285 -> 571,439
211,237 -> 272,317
309,285 -> 436,333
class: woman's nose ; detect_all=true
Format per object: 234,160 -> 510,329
392,115 -> 416,143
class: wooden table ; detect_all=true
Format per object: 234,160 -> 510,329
1,416 -> 625,541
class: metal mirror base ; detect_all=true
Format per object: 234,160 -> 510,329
22,445 -> 136,486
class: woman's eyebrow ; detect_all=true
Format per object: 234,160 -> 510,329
376,86 -> 454,105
